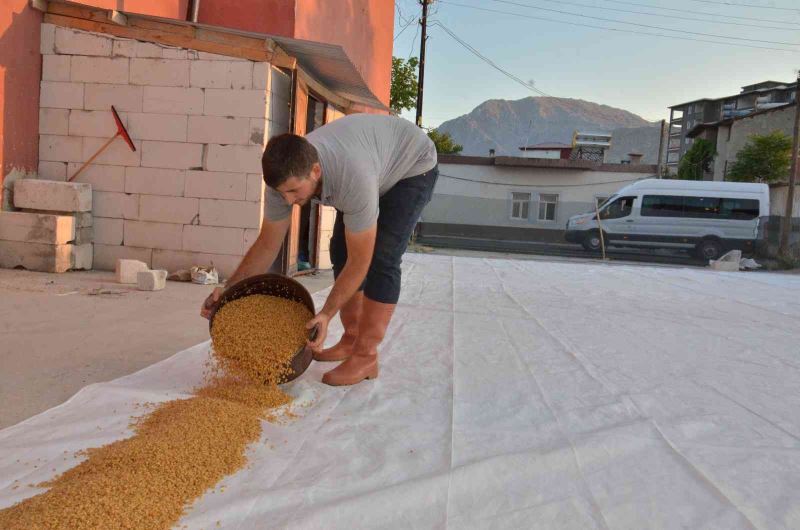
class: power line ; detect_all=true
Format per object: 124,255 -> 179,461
688,0 -> 800,12
431,21 -> 553,97
601,0 -> 800,25
513,0 -> 800,31
408,14 -> 421,59
438,1 -> 798,52
438,172 -> 657,187
394,1 -> 418,41
490,0 -> 800,46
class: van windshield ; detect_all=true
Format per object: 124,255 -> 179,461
599,196 -> 635,220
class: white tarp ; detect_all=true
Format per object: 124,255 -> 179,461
1,254 -> 799,529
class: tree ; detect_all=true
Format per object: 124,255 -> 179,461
727,130 -> 793,183
427,128 -> 463,154
390,56 -> 419,114
677,138 -> 715,180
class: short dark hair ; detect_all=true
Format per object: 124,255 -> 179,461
261,133 -> 319,189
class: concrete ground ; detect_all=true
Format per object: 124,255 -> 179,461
0,268 -> 333,429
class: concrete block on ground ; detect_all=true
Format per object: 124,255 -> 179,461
139,195 -> 198,224
130,58 -> 189,87
126,113 -> 188,142
204,144 -> 262,173
184,171 -> 247,200
123,220 -> 183,251
84,84 -> 143,112
39,135 -> 83,163
92,191 -> 139,219
81,137 -> 141,167
40,81 -> 83,110
38,161 -> 68,181
0,211 -> 76,244
42,55 -> 71,82
54,27 -> 112,56
125,167 -> 185,196
246,173 -> 264,202
137,269 -> 167,291
142,86 -> 204,115
39,108 -> 69,136
93,244 -> 152,271
718,250 -> 742,263
93,217 -> 123,245
182,225 -> 244,255
141,141 -> 202,170
187,116 -> 250,145
0,241 -> 73,273
70,56 -> 129,84
67,163 -> 126,193
13,180 -> 92,212
72,243 -> 93,270
152,249 -> 240,279
199,199 -> 262,229
116,258 -> 149,283
203,89 -> 267,118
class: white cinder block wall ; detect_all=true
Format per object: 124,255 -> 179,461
38,24 -> 293,277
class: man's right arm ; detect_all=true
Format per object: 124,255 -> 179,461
200,215 -> 290,319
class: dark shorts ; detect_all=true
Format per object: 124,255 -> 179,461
329,165 -> 439,304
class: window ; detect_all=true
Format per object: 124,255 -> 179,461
683,196 -> 720,218
538,194 -> 558,221
600,196 -> 635,220
641,195 -> 759,220
595,196 -> 610,209
641,195 -> 685,217
720,198 -> 759,220
510,192 -> 530,220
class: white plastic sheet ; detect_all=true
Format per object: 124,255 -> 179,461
2,254 -> 800,529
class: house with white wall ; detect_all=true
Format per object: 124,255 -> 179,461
418,154 -> 657,251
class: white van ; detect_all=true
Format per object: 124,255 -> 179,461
565,179 -> 769,260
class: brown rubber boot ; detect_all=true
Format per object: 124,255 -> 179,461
321,297 -> 396,386
313,291 -> 364,362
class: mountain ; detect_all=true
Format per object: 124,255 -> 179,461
436,97 -> 663,163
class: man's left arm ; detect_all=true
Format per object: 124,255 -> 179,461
306,223 -> 377,351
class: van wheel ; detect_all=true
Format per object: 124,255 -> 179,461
696,238 -> 722,261
582,230 -> 604,252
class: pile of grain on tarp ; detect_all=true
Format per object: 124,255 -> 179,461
0,295 -> 312,530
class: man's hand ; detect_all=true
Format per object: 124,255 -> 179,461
305,312 -> 330,353
200,286 -> 224,320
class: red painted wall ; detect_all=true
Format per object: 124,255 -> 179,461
77,0 -> 188,18
0,1 -> 42,205
200,0 -> 393,109
294,0 -> 393,108
198,0 -> 295,36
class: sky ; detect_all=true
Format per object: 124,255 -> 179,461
392,0 -> 800,128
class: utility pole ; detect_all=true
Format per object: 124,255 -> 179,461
656,119 -> 666,178
415,0 -> 433,128
779,70 -> 800,258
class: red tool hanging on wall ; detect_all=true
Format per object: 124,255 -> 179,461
68,106 -> 136,182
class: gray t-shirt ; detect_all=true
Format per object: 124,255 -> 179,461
265,114 -> 437,232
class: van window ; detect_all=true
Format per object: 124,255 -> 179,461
641,194 -> 760,220
641,195 -> 684,217
720,198 -> 759,220
683,196 -> 720,218
600,196 -> 635,220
